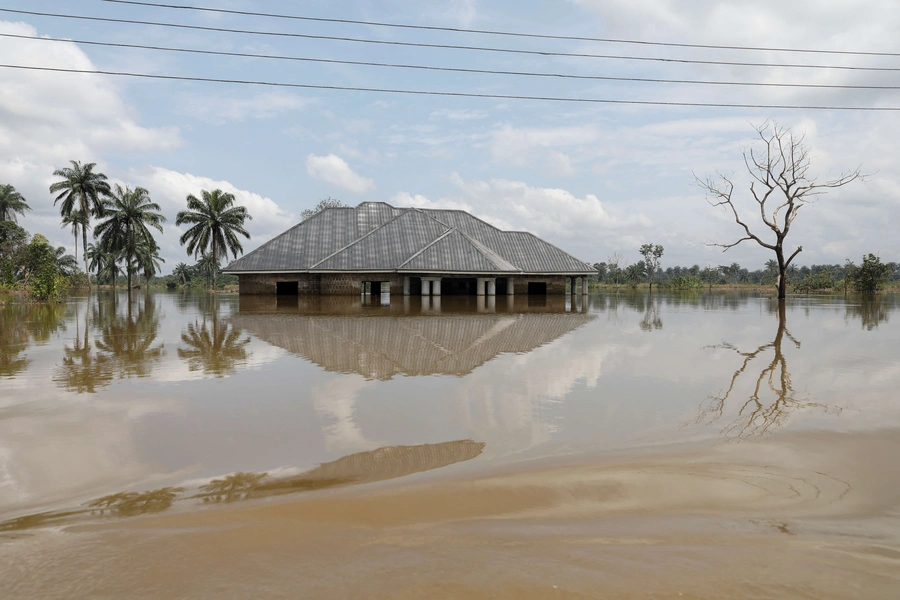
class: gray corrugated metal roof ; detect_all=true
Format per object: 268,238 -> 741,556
224,202 -> 595,274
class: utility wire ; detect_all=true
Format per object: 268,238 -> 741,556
6,32 -> 900,91
4,8 -> 900,72
99,0 -> 900,59
3,63 -> 899,111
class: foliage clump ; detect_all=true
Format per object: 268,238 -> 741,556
24,234 -> 68,301
847,254 -> 892,293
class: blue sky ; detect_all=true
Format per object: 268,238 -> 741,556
2,0 -> 899,271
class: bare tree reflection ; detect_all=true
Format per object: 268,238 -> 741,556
696,301 -> 827,438
178,318 -> 251,377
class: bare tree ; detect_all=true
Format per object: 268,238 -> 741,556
696,121 -> 862,299
300,196 -> 346,221
607,252 -> 624,292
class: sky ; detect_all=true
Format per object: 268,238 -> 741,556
1,0 -> 899,273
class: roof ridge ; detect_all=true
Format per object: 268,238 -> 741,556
396,227 -> 457,268
308,206 -> 419,269
454,229 -> 520,272
419,207 -> 507,233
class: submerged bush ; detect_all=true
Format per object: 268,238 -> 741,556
667,275 -> 703,290
793,272 -> 835,293
848,254 -> 892,293
24,234 -> 67,301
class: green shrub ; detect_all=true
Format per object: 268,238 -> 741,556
793,272 -> 835,293
667,275 -> 703,290
848,254 -> 891,293
25,234 -> 67,301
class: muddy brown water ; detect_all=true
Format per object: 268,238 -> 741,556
1,291 -> 899,598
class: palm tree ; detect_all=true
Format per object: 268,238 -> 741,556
172,262 -> 191,287
49,161 -> 111,285
94,185 -> 165,300
0,184 -> 30,223
60,209 -> 89,261
54,246 -> 79,277
133,236 -> 165,286
175,189 -> 251,290
87,242 -> 121,287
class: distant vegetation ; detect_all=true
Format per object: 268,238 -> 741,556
592,252 -> 898,294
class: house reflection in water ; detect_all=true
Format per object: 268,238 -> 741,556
232,296 -> 595,380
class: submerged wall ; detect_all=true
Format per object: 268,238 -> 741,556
237,273 -> 571,296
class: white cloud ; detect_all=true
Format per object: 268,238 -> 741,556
306,154 -> 376,194
490,124 -> 600,168
430,109 -> 489,121
392,174 -> 639,259
444,0 -> 478,27
0,21 -> 181,252
176,91 -> 315,124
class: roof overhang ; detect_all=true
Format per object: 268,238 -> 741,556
223,269 -> 597,276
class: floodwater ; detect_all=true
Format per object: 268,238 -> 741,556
1,291 -> 899,598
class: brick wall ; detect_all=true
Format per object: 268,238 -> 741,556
238,273 -> 403,296
512,275 -> 568,295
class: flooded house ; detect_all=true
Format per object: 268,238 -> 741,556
222,202 -> 596,296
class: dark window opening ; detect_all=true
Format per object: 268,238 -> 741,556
496,278 -> 508,295
527,282 -> 547,295
442,277 -> 477,295
409,277 -> 422,295
276,281 -> 299,295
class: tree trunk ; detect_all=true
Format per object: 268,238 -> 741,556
212,239 -> 218,292
82,226 -> 91,289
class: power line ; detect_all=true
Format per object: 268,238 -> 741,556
6,32 -> 900,91
3,63 -> 899,111
99,0 -> 900,59
4,8 -> 900,72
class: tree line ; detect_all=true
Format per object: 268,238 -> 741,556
593,249 -> 897,294
0,161 -> 252,300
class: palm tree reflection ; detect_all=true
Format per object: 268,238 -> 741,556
195,472 -> 268,503
87,487 -> 184,517
0,440 -> 485,533
54,294 -> 163,392
178,318 -> 251,377
696,301 -> 827,438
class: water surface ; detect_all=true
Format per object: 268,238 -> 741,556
2,291 -> 899,598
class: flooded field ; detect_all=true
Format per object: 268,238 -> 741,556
2,291 -> 899,598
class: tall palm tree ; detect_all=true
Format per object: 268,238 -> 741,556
60,209 -> 89,261
0,184 -> 31,223
49,161 -> 111,286
93,184 -> 166,300
175,189 -> 251,291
